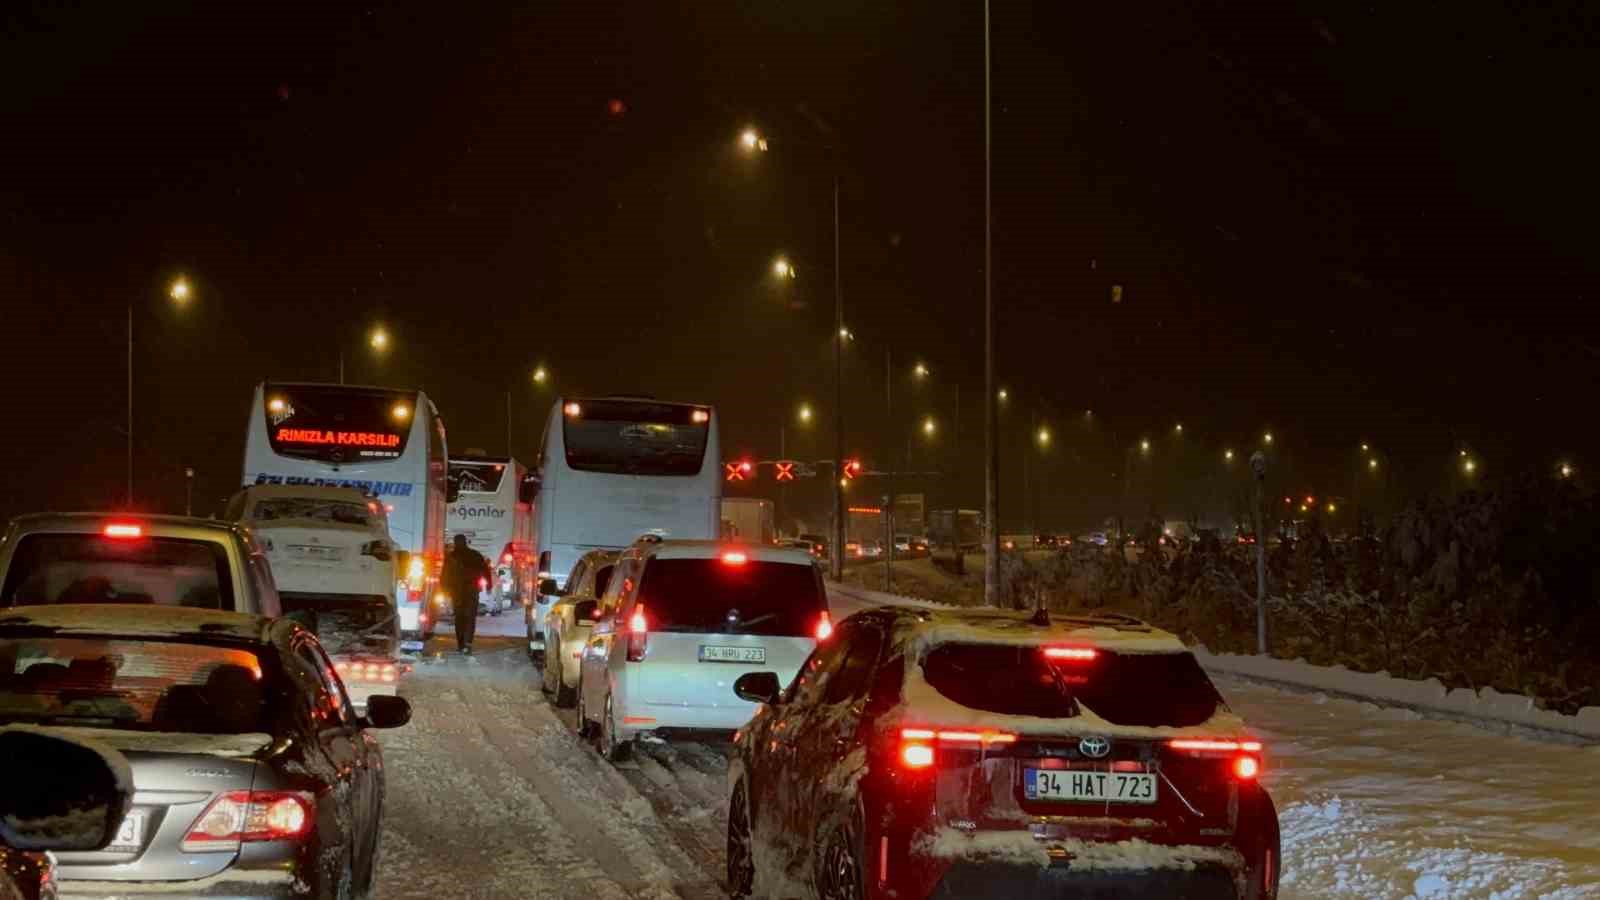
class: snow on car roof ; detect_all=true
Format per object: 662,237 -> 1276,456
0,604 -> 271,644
642,539 -> 816,566
883,608 -> 1249,740
901,607 -> 1190,656
238,484 -> 376,503
8,512 -> 241,534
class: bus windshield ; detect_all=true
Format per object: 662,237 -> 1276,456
562,400 -> 709,477
263,386 -> 416,463
451,461 -> 507,494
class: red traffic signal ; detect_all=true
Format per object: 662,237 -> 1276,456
774,461 -> 795,482
726,461 -> 753,482
843,459 -> 863,479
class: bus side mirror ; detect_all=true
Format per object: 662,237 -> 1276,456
519,474 -> 540,504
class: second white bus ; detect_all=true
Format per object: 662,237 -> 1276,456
527,396 -> 721,655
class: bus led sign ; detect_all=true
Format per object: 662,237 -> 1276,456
274,428 -> 402,449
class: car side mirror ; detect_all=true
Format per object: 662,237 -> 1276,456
734,671 -> 783,706
0,728 -> 132,851
574,599 -> 599,624
362,694 -> 412,729
538,578 -> 562,597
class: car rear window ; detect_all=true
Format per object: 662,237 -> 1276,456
1,534 -> 236,611
921,643 -> 1224,727
637,558 -> 825,636
0,636 -> 270,734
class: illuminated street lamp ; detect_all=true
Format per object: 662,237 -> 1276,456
532,366 -> 549,385
1263,431 -> 1274,446
369,327 -> 390,352
1462,457 -> 1478,475
1174,423 -> 1184,435
1224,449 -> 1235,462
1037,426 -> 1051,446
1139,438 -> 1151,454
168,277 -> 192,306
797,403 -> 813,424
772,257 -> 796,279
738,128 -> 769,153
838,327 -> 853,341
1368,458 -> 1379,471
1559,462 -> 1574,479
913,362 -> 929,379
1360,442 -> 1370,453
923,417 -> 937,437
997,388 -> 1009,403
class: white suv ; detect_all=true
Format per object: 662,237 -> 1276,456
576,539 -> 830,760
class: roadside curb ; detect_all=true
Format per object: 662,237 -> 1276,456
1195,649 -> 1600,746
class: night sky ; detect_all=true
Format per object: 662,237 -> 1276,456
4,2 -> 1598,530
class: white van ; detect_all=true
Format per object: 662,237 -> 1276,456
226,484 -> 403,710
576,539 -> 829,760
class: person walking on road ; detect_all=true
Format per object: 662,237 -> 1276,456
442,533 -> 490,655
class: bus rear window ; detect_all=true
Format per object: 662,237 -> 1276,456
636,559 -> 824,636
562,400 -> 709,477
450,461 -> 507,494
921,644 -> 1224,727
1,535 -> 236,611
264,386 -> 415,463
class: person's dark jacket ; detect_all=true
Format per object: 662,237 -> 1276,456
442,545 -> 490,606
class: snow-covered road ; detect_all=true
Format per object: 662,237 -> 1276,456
375,605 -> 1600,899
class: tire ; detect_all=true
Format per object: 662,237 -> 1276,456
575,671 -> 596,739
726,780 -> 756,898
598,692 -> 632,762
317,849 -> 356,900
814,803 -> 864,900
358,826 -> 381,900
552,647 -> 577,709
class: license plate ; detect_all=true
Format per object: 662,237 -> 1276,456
699,645 -> 766,664
1024,768 -> 1157,804
399,640 -> 424,652
291,544 -> 344,561
108,811 -> 145,851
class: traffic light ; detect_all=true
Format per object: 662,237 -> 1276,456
843,459 -> 863,480
774,461 -> 795,482
725,461 -> 752,482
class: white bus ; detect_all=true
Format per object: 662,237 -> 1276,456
446,456 -> 536,616
527,396 -> 721,655
241,382 -> 452,644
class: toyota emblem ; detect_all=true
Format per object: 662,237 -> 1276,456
1078,736 -> 1111,759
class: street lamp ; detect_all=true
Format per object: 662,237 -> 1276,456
1224,449 -> 1235,462
532,366 -> 549,385
923,416 -> 937,437
127,274 -> 198,506
738,128 -> 768,153
1462,458 -> 1477,475
1140,438 -> 1151,454
772,257 -> 796,279
798,403 -> 813,424
1559,462 -> 1574,479
1174,423 -> 1184,435
1368,457 -> 1379,471
838,327 -> 853,341
169,277 -> 192,306
369,327 -> 390,352
997,388 -> 1008,403
1037,426 -> 1051,446
1360,442 -> 1370,453
1263,431 -> 1274,446
913,362 -> 929,379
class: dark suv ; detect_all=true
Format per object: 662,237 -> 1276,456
726,607 -> 1280,900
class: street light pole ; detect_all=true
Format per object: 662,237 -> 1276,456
983,0 -> 1001,607
832,172 -> 846,582
127,302 -> 134,508
885,348 -> 895,593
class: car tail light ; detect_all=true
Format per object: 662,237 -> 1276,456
897,726 -> 1016,770
181,791 -> 313,851
477,576 -> 488,591
360,540 -> 391,561
815,610 -> 834,641
406,556 -> 426,591
103,522 -> 143,539
721,551 -> 748,565
1042,646 -> 1097,661
563,401 -> 582,417
502,552 -> 514,565
692,408 -> 710,424
1168,737 -> 1264,780
333,660 -> 399,684
626,604 -> 649,662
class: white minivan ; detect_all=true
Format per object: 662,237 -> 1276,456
576,539 -> 830,760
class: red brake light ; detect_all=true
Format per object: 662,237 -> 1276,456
815,611 -> 833,641
182,791 -> 313,851
1233,756 -> 1260,779
692,408 -> 710,424
900,744 -> 935,769
1169,739 -> 1252,752
564,401 -> 582,417
1042,646 -> 1097,661
103,522 -> 143,539
502,553 -> 514,564
721,551 -> 748,566
627,604 -> 649,661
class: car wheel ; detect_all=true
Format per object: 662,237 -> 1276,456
540,640 -> 556,693
598,692 -> 631,762
814,803 -> 864,900
553,647 -> 577,709
575,671 -> 595,738
727,779 -> 756,898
